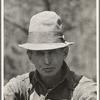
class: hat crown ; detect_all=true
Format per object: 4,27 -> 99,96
28,11 -> 64,44
29,11 -> 62,32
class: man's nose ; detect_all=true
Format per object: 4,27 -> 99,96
43,52 -> 51,64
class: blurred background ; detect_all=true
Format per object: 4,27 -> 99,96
4,0 -> 96,84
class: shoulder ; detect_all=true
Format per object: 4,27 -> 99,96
78,76 -> 96,85
15,72 -> 30,82
73,76 -> 97,100
4,72 -> 34,94
5,73 -> 30,86
75,76 -> 97,91
75,76 -> 97,93
4,72 -> 35,100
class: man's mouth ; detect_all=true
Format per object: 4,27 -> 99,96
43,67 -> 55,72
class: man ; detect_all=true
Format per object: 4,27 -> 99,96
4,11 -> 96,100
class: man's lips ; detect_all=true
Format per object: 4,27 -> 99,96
42,67 -> 55,72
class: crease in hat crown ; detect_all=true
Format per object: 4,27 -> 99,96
19,11 -> 74,50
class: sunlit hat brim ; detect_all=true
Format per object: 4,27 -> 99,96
19,41 -> 74,50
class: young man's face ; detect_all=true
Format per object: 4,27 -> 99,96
28,47 -> 68,77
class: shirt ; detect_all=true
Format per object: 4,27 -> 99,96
4,62 -> 97,100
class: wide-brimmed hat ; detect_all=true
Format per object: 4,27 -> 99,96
19,11 -> 74,50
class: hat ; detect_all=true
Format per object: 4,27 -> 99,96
19,11 -> 74,50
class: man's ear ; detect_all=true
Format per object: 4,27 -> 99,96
63,46 -> 69,59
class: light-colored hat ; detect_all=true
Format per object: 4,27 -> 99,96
19,11 -> 74,50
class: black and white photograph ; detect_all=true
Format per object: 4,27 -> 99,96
3,0 -> 98,100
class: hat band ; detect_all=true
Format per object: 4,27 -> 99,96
28,32 -> 65,43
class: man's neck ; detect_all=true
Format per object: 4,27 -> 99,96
40,69 -> 63,89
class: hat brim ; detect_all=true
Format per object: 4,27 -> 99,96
18,41 -> 74,50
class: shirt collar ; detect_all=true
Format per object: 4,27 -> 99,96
61,61 -> 74,90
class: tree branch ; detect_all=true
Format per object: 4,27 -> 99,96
4,17 -> 28,35
43,0 -> 51,11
